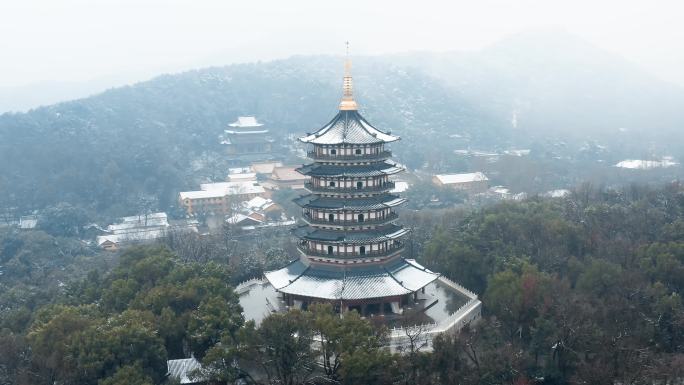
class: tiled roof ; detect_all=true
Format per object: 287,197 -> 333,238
294,194 -> 406,210
292,224 -> 409,244
296,161 -> 404,178
300,110 -> 399,145
271,167 -> 308,181
167,357 -> 204,384
389,259 -> 441,291
263,259 -> 309,289
264,259 -> 439,301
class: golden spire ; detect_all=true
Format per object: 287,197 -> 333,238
339,41 -> 358,111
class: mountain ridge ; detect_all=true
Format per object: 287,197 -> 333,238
1,31 -> 683,215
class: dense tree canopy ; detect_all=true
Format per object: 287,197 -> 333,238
1,246 -> 243,385
2,184 -> 684,384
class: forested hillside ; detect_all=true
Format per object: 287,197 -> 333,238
1,184 -> 683,384
0,56 -> 495,219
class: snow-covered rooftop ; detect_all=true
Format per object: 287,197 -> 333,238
226,213 -> 263,225
229,116 -> 263,128
435,172 -> 488,184
97,228 -> 167,246
227,172 -> 257,182
167,357 -> 204,384
545,189 -> 571,198
615,158 -> 678,170
108,213 -> 168,230
504,149 -> 531,157
121,212 -> 167,221
490,186 -> 510,195
179,181 -> 265,200
178,190 -> 226,200
19,215 -> 38,229
244,196 -> 273,211
229,167 -> 251,174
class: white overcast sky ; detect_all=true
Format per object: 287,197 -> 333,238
1,0 -> 684,87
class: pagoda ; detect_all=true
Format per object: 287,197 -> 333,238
221,116 -> 275,161
264,59 -> 440,315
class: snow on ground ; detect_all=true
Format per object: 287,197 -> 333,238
615,157 -> 678,170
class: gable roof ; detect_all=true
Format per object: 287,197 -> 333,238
167,357 -> 204,384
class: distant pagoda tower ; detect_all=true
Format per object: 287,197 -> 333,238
221,116 -> 275,161
264,57 -> 440,315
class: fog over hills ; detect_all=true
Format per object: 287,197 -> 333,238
4,30 -> 683,139
1,31 -> 683,216
0,56 -> 492,216
392,30 -> 684,140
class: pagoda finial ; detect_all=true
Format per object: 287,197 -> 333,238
339,41 -> 358,111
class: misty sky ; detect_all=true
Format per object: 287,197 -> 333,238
2,0 -> 684,88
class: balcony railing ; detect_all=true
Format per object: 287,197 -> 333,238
302,212 -> 399,226
297,243 -> 404,259
305,181 -> 395,194
307,150 -> 392,161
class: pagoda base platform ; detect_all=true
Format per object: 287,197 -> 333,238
236,275 -> 482,351
262,258 -> 441,302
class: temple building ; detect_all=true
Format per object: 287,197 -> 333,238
238,58 -> 481,349
263,59 -> 442,315
221,116 -> 275,162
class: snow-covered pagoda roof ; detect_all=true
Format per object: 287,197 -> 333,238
300,110 -> 399,145
300,54 -> 399,145
264,258 -> 439,300
292,223 -> 409,244
296,160 -> 404,178
294,194 -> 406,211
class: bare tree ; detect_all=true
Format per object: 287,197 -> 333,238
164,228 -> 211,263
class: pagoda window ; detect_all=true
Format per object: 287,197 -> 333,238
360,246 -> 366,255
357,181 -> 363,189
328,246 -> 334,255
358,214 -> 364,222
330,149 -> 337,155
329,181 -> 335,187
328,213 -> 335,222
355,148 -> 362,155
